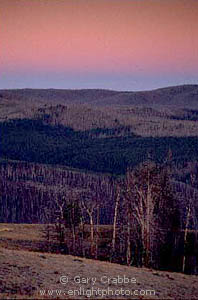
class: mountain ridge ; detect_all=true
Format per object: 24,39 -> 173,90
1,84 -> 198,107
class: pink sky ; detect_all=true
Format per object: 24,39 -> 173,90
1,0 -> 198,90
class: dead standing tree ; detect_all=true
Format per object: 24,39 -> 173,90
53,187 -> 83,255
63,192 -> 81,255
133,166 -> 155,267
110,184 -> 120,262
181,189 -> 198,273
54,192 -> 67,250
122,162 -> 179,268
81,198 -> 97,258
121,171 -> 140,266
81,190 -> 100,259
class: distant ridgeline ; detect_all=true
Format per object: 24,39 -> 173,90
1,84 -> 198,106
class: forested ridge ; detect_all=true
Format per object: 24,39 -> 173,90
1,118 -> 198,174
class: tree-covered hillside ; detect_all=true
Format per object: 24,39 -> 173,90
1,84 -> 198,106
1,85 -> 198,137
1,118 -> 198,174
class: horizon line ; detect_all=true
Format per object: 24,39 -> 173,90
1,83 -> 198,93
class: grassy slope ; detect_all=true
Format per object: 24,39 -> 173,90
0,224 -> 198,299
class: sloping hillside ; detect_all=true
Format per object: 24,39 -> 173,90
1,246 -> 198,299
1,85 -> 198,137
1,84 -> 198,107
1,223 -> 198,299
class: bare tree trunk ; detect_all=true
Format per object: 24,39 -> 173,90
145,174 -> 152,267
80,216 -> 85,257
141,222 -> 146,266
111,188 -> 120,262
82,199 -> 96,258
95,205 -> 100,260
182,205 -> 191,273
72,225 -> 76,254
89,213 -> 94,257
126,219 -> 131,265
